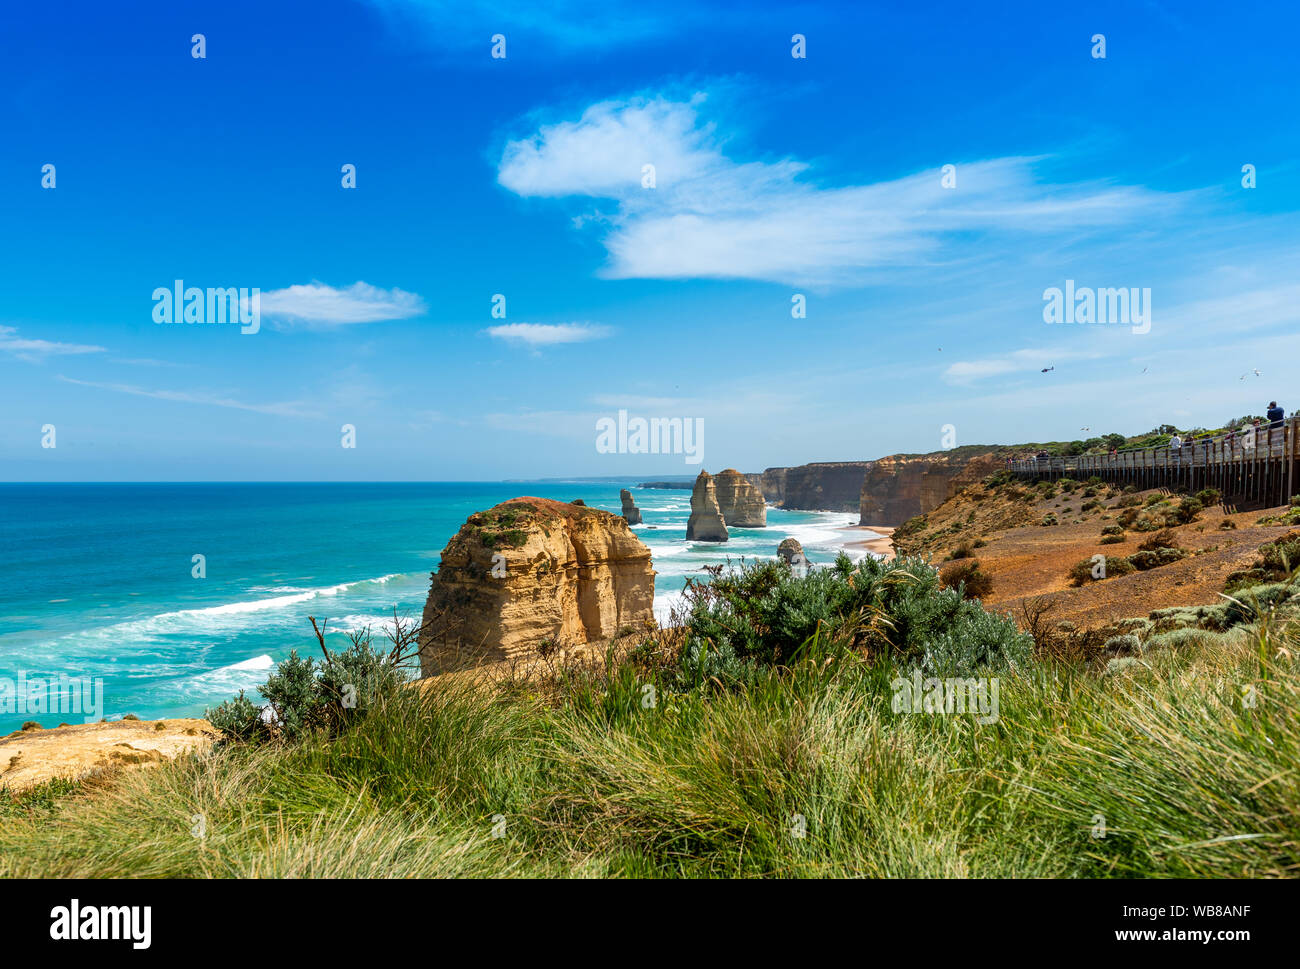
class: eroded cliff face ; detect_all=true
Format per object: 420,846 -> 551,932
419,498 -> 655,675
764,462 -> 870,511
758,467 -> 787,504
859,453 -> 1002,525
713,468 -> 766,527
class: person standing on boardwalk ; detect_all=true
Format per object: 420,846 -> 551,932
1267,401 -> 1284,427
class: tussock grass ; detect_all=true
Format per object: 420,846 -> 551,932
2,625 -> 1296,878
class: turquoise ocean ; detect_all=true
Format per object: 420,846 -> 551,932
0,482 -> 870,733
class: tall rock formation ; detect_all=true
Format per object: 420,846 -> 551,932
685,471 -> 729,542
713,468 -> 767,527
620,488 -> 643,525
418,498 -> 655,675
859,453 -> 1003,525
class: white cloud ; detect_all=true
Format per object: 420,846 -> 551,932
0,325 -> 105,360
260,282 -> 425,326
58,376 -> 313,418
943,348 -> 1103,385
485,322 -> 610,347
498,94 -> 1184,285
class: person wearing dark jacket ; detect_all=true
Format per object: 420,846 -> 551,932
1267,401 -> 1284,427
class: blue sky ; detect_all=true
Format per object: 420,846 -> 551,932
2,0 -> 1298,480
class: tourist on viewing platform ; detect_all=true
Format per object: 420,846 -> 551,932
1267,401 -> 1284,427
1169,432 -> 1182,449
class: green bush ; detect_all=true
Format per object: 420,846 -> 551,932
1100,535 -> 1125,545
1068,555 -> 1135,586
1128,547 -> 1189,571
675,553 -> 1029,683
206,630 -> 410,743
1195,488 -> 1221,507
1101,524 -> 1124,536
1176,498 -> 1203,524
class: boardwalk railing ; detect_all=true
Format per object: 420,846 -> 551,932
1008,418 -> 1300,508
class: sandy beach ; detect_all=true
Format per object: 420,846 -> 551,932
838,524 -> 895,560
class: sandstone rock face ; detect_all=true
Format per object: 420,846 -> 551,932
859,453 -> 1002,525
419,498 -> 656,675
620,489 -> 643,525
777,538 -> 805,565
685,471 -> 729,542
713,469 -> 766,527
767,462 -> 870,511
758,467 -> 787,504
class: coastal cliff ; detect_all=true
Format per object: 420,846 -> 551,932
859,453 -> 1002,525
418,498 -> 655,675
761,462 -> 870,512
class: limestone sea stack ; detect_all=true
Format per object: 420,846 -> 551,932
418,498 -> 655,675
777,537 -> 805,565
713,468 -> 766,527
685,471 -> 729,542
620,488 -> 643,525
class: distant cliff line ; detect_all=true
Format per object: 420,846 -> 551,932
640,445 -> 1022,526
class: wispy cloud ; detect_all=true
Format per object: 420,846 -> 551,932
498,93 -> 1185,286
58,376 -> 314,418
485,322 -> 610,347
260,281 -> 426,327
943,348 -> 1104,385
0,325 -> 106,361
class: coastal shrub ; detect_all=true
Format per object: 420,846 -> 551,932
1117,508 -> 1140,529
1102,633 -> 1142,656
1143,627 -> 1223,653
1195,488 -> 1221,507
1128,547 -> 1189,571
946,541 -> 974,561
1144,495 -> 1165,507
1225,531 -> 1300,592
938,559 -> 993,600
206,627 -> 411,743
973,538 -> 988,548
1068,555 -> 1135,586
1040,513 -> 1058,526
674,553 -> 1029,683
207,690 -> 263,741
1219,519 -> 1238,530
1101,524 -> 1124,536
1100,535 -> 1125,545
1176,498 -> 1203,524
1137,529 -> 1179,552
1117,495 -> 1141,508
1081,499 -> 1103,512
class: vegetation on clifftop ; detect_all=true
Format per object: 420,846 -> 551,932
2,554 -> 1297,878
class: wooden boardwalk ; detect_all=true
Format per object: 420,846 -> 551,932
1009,419 -> 1300,508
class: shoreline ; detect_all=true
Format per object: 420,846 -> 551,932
838,524 -> 896,561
